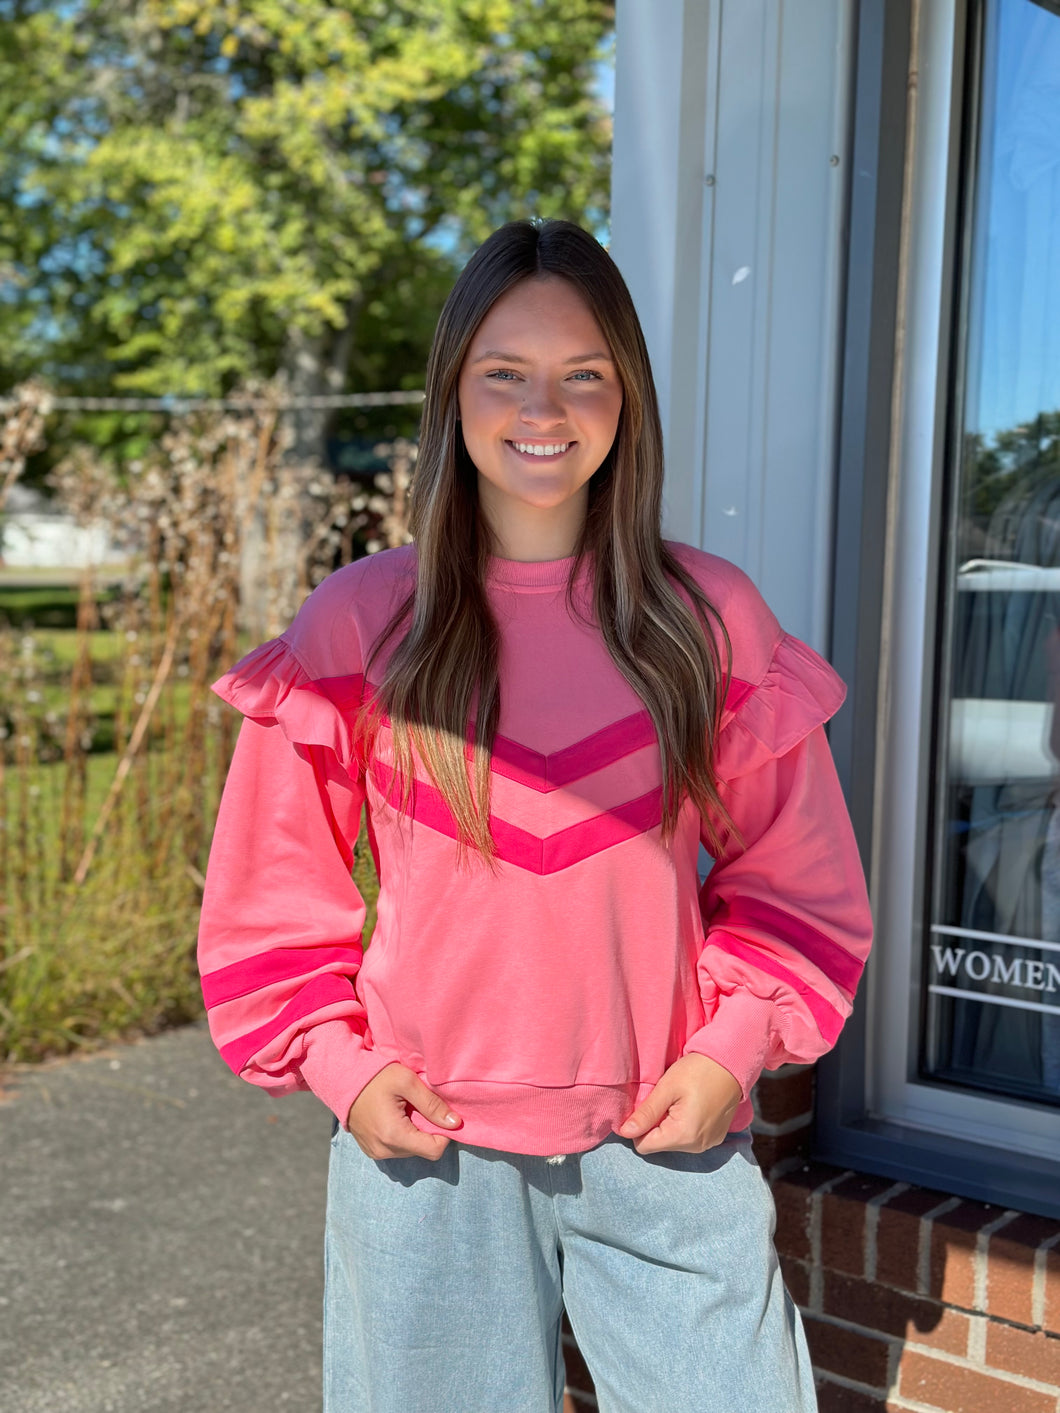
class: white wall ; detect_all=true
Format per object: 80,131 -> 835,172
611,0 -> 854,650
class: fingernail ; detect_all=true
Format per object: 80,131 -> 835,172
617,1122 -> 636,1136
441,1113 -> 460,1127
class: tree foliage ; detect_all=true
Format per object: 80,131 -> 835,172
0,0 -> 613,420
962,409 -> 1060,538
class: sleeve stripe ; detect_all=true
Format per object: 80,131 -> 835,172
201,945 -> 359,1009
711,895 -> 866,995
705,935 -> 847,1045
218,973 -> 360,1077
723,677 -> 755,715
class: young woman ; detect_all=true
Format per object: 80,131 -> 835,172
198,220 -> 872,1413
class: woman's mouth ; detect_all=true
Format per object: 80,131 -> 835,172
505,440 -> 575,461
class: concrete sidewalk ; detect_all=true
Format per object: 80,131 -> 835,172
0,1022 -> 332,1413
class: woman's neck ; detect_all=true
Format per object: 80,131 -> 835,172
477,480 -> 588,562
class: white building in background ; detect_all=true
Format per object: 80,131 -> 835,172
611,0 -> 1060,1222
0,484 -> 119,571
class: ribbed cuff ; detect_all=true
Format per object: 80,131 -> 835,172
297,1018 -> 397,1126
682,990 -> 777,1099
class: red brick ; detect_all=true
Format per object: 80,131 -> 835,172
561,1334 -> 595,1398
876,1187 -> 951,1294
987,1215 -> 1060,1327
753,1125 -> 811,1174
1046,1244 -> 1060,1336
803,1314 -> 893,1389
772,1163 -> 846,1262
774,1160 -> 849,1194
928,1202 -> 999,1309
821,1270 -> 969,1356
897,1350 -> 1056,1413
986,1322 -> 1060,1386
779,1253 -> 812,1309
815,1377 -> 887,1413
773,1181 -> 812,1262
754,1066 -> 815,1125
822,1174 -> 901,1278
902,1307 -> 972,1357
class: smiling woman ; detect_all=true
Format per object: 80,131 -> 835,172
456,278 -> 624,561
365,221 -> 746,864
197,218 -> 871,1413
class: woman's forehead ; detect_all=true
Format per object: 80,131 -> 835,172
466,277 -> 613,359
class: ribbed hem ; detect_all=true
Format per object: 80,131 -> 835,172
486,553 -> 586,589
406,1078 -> 648,1155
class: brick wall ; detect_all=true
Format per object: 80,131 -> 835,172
561,1066 -> 1060,1412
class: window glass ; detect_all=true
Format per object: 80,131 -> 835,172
925,0 -> 1060,1104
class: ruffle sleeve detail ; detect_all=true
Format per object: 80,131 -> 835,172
717,632 -> 847,780
212,637 -> 365,773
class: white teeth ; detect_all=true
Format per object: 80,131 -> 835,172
512,442 -> 571,456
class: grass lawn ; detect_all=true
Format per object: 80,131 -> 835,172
4,619 -> 199,755
0,581 -> 122,629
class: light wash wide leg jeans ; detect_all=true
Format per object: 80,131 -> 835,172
323,1124 -> 817,1413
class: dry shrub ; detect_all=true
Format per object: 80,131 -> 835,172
0,379 -> 400,1062
0,380 -> 51,516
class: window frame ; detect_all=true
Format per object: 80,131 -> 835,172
815,0 -> 1060,1219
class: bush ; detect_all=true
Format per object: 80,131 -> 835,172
0,383 -> 392,1064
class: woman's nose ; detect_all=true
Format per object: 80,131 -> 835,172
518,385 -> 567,429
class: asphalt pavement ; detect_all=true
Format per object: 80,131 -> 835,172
0,1021 -> 333,1413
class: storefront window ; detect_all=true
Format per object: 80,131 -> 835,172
926,0 -> 1060,1105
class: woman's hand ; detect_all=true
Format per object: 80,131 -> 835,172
615,1053 -> 743,1155
345,1063 -> 462,1161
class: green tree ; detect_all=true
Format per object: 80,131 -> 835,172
0,0 -> 613,460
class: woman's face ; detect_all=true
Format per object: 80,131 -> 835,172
456,276 -> 623,559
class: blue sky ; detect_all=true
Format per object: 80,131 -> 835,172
969,0 -> 1060,439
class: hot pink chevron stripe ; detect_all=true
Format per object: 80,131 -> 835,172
294,674 -> 755,794
723,677 -> 754,715
492,677 -> 753,784
219,972 -> 360,1076
704,934 -> 846,1044
371,763 -> 664,873
201,945 -> 359,1010
488,710 -> 658,792
711,895 -> 864,995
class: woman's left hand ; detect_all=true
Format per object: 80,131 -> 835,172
615,1053 -> 743,1154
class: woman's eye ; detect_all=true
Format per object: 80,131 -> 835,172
484,368 -> 604,383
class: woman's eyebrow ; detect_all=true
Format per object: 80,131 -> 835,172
470,349 -> 614,365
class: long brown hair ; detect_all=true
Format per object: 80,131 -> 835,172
365,219 -> 732,859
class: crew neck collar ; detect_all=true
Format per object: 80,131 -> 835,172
486,553 -> 586,588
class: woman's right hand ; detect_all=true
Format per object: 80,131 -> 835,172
345,1063 -> 462,1160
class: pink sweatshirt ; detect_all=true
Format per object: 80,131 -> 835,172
197,542 -> 872,1154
